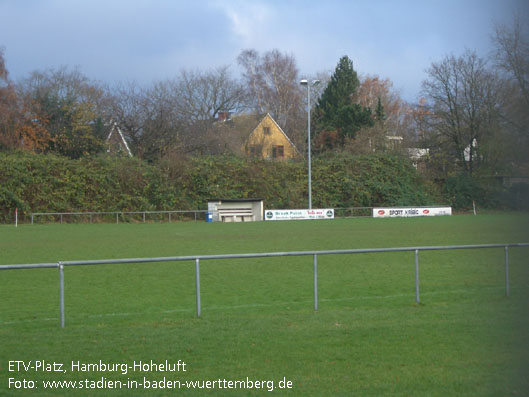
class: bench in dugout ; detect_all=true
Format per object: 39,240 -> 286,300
218,208 -> 254,222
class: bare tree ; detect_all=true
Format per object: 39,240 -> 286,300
168,66 -> 246,155
352,75 -> 415,153
106,80 -> 184,160
172,66 -> 245,123
237,49 -> 303,132
107,66 -> 246,159
0,48 -> 19,149
140,81 -> 183,159
107,81 -> 146,155
421,51 -> 502,174
491,16 -> 529,164
492,16 -> 529,106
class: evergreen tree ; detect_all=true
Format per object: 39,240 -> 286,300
375,96 -> 386,122
313,55 -> 373,150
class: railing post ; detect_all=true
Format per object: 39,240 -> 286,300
195,259 -> 201,317
116,213 -> 119,224
31,214 -> 34,225
313,254 -> 318,311
143,212 -> 145,223
505,246 -> 510,297
59,263 -> 65,328
169,212 -> 171,223
415,249 -> 420,304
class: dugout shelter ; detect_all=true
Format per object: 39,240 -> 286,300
207,198 -> 264,222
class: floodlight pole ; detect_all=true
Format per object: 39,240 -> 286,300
300,79 -> 319,210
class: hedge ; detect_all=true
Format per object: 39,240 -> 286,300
0,152 -> 437,223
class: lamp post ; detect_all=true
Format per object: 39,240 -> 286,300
300,79 -> 320,209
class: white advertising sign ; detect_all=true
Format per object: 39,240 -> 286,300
265,209 -> 334,221
373,207 -> 452,218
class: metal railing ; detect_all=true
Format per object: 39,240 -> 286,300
27,206 -> 451,224
334,207 -> 373,217
28,208 -> 367,224
30,210 -> 208,224
1,243 -> 527,328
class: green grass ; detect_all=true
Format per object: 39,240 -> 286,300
1,214 -> 528,396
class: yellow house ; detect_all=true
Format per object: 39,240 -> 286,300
244,113 -> 299,160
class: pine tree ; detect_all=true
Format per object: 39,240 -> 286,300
375,96 -> 386,122
313,56 -> 373,150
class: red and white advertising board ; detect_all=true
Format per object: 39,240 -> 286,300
373,207 -> 452,218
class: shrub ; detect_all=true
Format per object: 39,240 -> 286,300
0,151 -> 437,223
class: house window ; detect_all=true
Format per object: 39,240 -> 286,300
272,145 -> 284,158
249,145 -> 260,157
263,127 -> 271,135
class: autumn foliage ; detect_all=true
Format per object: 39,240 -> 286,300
0,50 -> 51,152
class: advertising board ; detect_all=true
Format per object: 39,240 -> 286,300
265,209 -> 334,221
372,207 -> 452,218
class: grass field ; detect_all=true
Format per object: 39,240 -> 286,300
1,214 -> 528,396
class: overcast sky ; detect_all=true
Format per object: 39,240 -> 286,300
1,0 -> 527,102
